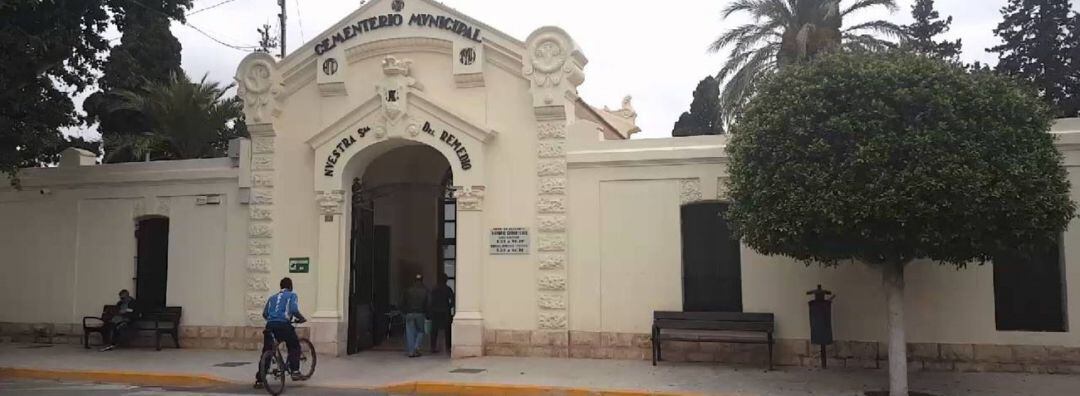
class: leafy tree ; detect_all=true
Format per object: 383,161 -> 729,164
988,0 -> 1079,117
709,0 -> 906,122
0,0 -> 113,185
901,0 -> 962,61
107,72 -> 247,162
672,76 -> 724,136
83,0 -> 192,163
726,52 -> 1075,396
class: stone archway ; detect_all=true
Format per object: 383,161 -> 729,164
303,58 -> 495,357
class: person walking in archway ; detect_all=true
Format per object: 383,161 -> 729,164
430,273 -> 454,355
401,274 -> 429,358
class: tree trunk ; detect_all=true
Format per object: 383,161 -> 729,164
883,263 -> 908,396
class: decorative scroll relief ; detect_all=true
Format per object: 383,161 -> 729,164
235,52 -> 282,123
252,173 -> 274,188
246,293 -> 268,309
537,215 -> 566,233
249,223 -> 273,238
316,190 -> 346,216
537,197 -> 566,213
538,293 -> 567,310
538,254 -> 566,270
537,159 -> 567,176
249,239 -> 271,256
679,178 -> 702,205
537,141 -> 565,158
246,274 -> 270,292
251,154 -> 274,171
247,257 -> 271,273
538,312 -> 568,330
453,185 -> 485,211
375,56 -> 421,128
250,190 -> 274,205
538,122 -> 567,139
523,27 -> 586,106
250,207 -> 273,221
538,177 -> 566,195
538,274 -> 567,291
537,234 -> 567,252
252,137 -> 274,154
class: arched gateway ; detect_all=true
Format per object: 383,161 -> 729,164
232,0 -> 584,357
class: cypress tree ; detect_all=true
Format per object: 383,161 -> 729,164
672,76 -> 724,136
988,0 -> 1079,117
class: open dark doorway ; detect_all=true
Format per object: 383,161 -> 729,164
135,217 -> 169,313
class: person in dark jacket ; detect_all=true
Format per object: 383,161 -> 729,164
401,274 -> 429,357
100,289 -> 136,352
429,273 -> 455,354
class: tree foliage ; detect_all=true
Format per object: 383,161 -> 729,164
0,0 -> 111,184
107,72 -> 247,162
709,0 -> 906,123
672,76 -> 724,136
83,0 -> 192,163
988,0 -> 1080,117
901,0 -> 962,61
726,51 -> 1075,268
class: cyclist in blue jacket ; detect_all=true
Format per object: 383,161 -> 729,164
255,277 -> 307,387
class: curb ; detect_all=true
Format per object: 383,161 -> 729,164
0,367 -> 705,395
377,381 -> 703,396
0,367 -> 233,388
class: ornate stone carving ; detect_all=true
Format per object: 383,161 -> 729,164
247,311 -> 264,326
538,293 -> 567,310
247,257 -> 271,273
537,235 -> 566,252
453,185 -> 485,211
538,254 -> 566,270
252,173 -> 274,188
538,312 -> 568,330
537,141 -> 565,158
679,179 -> 702,205
537,159 -> 567,176
537,197 -> 566,213
246,292 -> 268,309
538,274 -> 567,291
250,207 -> 273,221
250,189 -> 274,205
316,190 -> 346,216
603,95 -> 637,121
717,177 -> 730,201
373,126 -> 387,139
538,177 -> 566,195
407,123 -> 420,137
235,52 -> 282,123
251,137 -> 274,154
249,224 -> 273,238
251,154 -> 274,171
246,274 -> 270,292
524,27 -> 586,106
538,122 -> 566,139
248,239 -> 271,256
537,215 -> 566,233
376,56 -> 420,127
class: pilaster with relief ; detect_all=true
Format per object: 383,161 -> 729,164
524,26 -> 586,335
236,52 -> 282,326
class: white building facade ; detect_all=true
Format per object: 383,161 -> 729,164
3,0 -> 1080,373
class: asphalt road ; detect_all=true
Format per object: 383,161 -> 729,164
0,379 -> 385,395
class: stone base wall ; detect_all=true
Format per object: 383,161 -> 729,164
483,329 -> 1080,374
0,322 -> 310,351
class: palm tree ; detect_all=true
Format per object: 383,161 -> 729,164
106,72 -> 247,162
710,0 -> 906,122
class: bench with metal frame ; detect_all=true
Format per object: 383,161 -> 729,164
651,311 -> 775,369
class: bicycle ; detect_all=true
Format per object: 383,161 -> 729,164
257,319 -> 317,395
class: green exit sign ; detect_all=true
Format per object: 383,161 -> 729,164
289,257 -> 309,273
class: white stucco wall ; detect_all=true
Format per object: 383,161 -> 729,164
0,158 -> 249,327
567,118 -> 1080,348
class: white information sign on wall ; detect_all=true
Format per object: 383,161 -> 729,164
490,227 -> 529,255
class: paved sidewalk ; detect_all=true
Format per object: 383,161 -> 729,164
1,343 -> 1078,395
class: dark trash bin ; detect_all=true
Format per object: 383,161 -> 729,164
807,284 -> 835,367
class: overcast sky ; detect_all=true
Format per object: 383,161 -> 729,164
78,0 -> 1079,140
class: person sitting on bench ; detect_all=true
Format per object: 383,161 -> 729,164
100,289 -> 137,352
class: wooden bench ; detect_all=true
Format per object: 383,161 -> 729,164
82,305 -> 182,350
652,311 -> 775,369
134,307 -> 182,351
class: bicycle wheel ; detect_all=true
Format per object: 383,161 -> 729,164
298,338 -> 317,379
277,338 -> 317,379
258,350 -> 287,396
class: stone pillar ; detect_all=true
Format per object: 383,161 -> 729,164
524,26 -> 586,352
312,190 -> 346,355
452,186 -> 485,358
